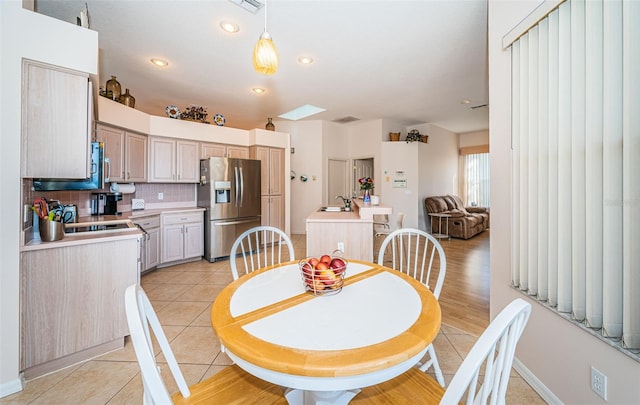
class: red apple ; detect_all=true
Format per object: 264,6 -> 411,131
315,261 -> 329,271
308,257 -> 320,268
319,254 -> 332,265
301,262 -> 314,277
330,258 -> 346,275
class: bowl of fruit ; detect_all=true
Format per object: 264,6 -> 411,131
299,252 -> 347,296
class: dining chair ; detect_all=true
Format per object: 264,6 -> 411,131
124,284 -> 287,404
229,226 -> 295,280
352,298 -> 532,405
373,212 -> 405,258
377,227 -> 447,387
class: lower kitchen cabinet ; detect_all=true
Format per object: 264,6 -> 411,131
20,236 -> 140,379
160,211 -> 204,265
132,215 -> 160,272
262,194 -> 284,230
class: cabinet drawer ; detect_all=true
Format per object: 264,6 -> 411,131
133,215 -> 160,229
162,212 -> 202,225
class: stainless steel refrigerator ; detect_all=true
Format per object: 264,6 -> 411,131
198,157 -> 262,262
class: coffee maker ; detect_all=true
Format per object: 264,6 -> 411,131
104,193 -> 122,215
91,192 -> 122,215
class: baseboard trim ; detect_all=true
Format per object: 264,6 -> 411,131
0,376 -> 24,399
513,357 -> 563,404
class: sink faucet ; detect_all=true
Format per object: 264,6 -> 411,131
335,195 -> 351,211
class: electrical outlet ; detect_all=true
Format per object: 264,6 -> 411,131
591,366 -> 607,401
158,192 -> 164,200
337,242 -> 345,252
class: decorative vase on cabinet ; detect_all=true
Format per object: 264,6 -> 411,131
265,117 -> 275,131
120,88 -> 135,108
105,75 -> 121,101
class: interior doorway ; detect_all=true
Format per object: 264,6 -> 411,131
327,159 -> 349,203
353,158 -> 374,197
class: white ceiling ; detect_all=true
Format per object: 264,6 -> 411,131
35,0 -> 488,133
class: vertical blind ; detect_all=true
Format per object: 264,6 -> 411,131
510,0 -> 639,351
462,153 -> 490,208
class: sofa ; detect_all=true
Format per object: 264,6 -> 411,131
424,195 -> 489,239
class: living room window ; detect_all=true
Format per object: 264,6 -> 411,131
462,152 -> 490,208
508,0 -> 639,357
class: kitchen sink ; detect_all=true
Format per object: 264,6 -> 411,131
318,206 -> 348,212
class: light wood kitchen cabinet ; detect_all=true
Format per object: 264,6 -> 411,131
251,146 -> 284,230
96,124 -> 148,182
160,211 -> 204,264
20,236 -> 140,378
149,137 -> 199,183
262,195 -> 284,232
132,215 -> 160,272
22,59 -> 91,179
200,142 -> 249,159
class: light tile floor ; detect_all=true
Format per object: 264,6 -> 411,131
2,234 -> 545,404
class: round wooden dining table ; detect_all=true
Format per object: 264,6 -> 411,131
211,259 -> 441,405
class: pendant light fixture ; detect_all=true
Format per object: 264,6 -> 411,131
252,0 -> 278,75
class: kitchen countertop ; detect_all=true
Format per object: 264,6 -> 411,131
306,199 -> 392,223
21,206 -> 205,252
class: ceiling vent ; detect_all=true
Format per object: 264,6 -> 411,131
333,116 -> 360,124
228,0 -> 263,14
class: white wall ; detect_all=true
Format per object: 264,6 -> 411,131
459,129 -> 489,147
489,2 -> 640,404
0,1 -> 98,396
277,120 -> 324,234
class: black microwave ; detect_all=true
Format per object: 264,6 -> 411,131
33,142 -> 105,191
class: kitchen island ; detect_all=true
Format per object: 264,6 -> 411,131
306,199 -> 392,262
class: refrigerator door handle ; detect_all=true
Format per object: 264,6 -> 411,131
239,166 -> 244,207
234,166 -> 240,207
212,218 -> 259,226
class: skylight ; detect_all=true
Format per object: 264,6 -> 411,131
278,104 -> 326,121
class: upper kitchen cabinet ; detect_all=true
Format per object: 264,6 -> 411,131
96,123 -> 147,182
149,136 -> 199,183
200,142 -> 249,159
252,146 -> 284,196
251,146 -> 284,230
22,60 -> 92,178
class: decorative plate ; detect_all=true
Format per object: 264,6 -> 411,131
213,113 -> 226,126
165,105 -> 180,119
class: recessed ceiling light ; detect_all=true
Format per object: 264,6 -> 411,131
297,56 -> 314,65
461,99 -> 471,104
252,87 -> 266,94
220,21 -> 239,33
150,58 -> 168,67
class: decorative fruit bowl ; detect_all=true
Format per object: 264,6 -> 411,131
299,252 -> 347,296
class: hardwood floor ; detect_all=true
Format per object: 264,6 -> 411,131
435,230 -> 490,336
372,229 -> 490,336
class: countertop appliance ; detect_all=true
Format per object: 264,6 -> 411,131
198,157 -> 261,262
33,142 -> 105,191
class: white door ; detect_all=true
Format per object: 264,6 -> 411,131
353,158 -> 374,196
328,159 -> 348,203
